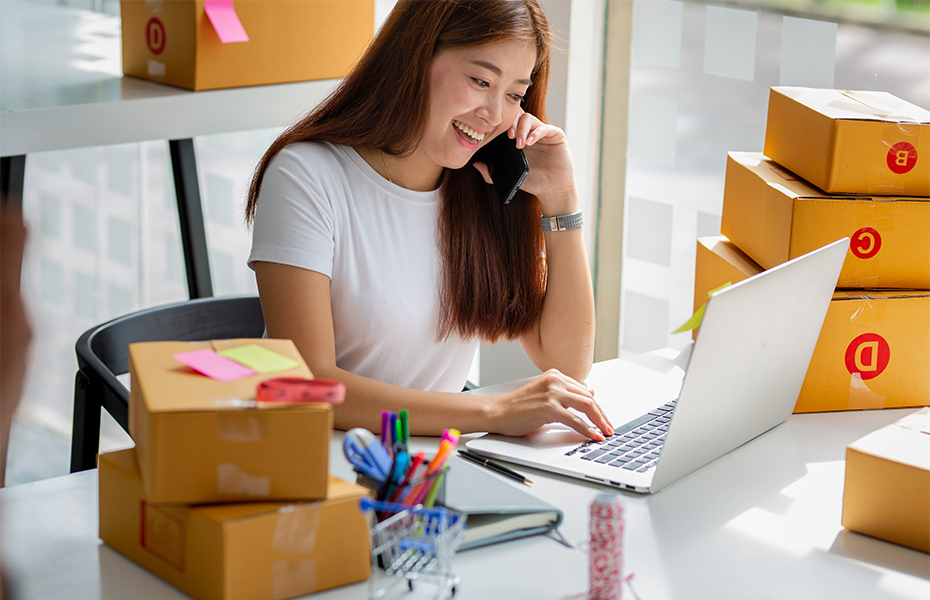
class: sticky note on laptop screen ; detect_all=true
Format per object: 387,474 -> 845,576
218,344 -> 299,374
174,349 -> 256,382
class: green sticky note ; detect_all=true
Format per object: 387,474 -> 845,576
672,282 -> 732,334
218,344 -> 299,374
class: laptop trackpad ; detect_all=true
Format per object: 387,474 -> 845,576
492,425 -> 589,449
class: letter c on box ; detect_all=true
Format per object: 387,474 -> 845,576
845,333 -> 890,380
851,227 -> 881,260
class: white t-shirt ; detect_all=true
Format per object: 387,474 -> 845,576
248,141 -> 478,393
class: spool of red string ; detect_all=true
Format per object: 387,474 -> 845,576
589,492 -> 624,600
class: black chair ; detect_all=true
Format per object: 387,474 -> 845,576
70,295 -> 266,473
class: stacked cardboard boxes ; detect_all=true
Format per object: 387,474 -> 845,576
695,87 -> 930,413
98,338 -> 371,600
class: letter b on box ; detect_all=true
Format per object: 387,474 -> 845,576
887,142 -> 917,175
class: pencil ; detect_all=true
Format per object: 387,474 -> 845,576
458,450 -> 532,485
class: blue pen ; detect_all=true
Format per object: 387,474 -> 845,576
389,414 -> 398,456
390,451 -> 409,484
381,450 -> 409,501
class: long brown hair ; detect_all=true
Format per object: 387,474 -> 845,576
245,0 -> 551,342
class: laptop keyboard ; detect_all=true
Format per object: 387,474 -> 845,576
566,399 -> 678,473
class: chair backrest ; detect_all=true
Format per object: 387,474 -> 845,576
76,295 -> 266,407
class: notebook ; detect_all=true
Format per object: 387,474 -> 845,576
442,454 -> 563,550
467,238 -> 849,494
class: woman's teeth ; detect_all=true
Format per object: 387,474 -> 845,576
453,120 -> 485,142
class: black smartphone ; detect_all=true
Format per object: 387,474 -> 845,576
472,134 -> 529,205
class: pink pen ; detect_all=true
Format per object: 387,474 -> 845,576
440,428 -> 460,446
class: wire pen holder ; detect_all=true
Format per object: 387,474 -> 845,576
359,497 -> 467,600
356,466 -> 448,509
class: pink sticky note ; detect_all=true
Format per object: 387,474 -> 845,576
174,349 -> 256,382
204,0 -> 250,44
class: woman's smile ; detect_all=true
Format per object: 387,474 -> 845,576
452,119 -> 487,147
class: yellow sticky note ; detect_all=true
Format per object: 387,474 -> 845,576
672,282 -> 732,334
672,304 -> 707,334
219,344 -> 299,374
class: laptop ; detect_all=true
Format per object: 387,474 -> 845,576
466,238 -> 849,494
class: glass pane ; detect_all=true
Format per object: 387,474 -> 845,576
618,0 -> 929,356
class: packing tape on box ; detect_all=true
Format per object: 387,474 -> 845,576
216,413 -> 269,442
848,373 -> 886,410
273,559 -> 318,600
839,91 -> 924,196
839,90 -> 921,126
897,408 -> 930,434
273,504 -> 322,554
840,291 -> 930,411
272,504 -> 322,598
844,293 -> 888,325
843,293 -> 889,410
874,120 -> 922,196
216,462 -> 271,497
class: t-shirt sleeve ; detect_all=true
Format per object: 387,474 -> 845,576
248,146 -> 336,278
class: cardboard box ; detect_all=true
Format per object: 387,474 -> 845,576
694,236 -> 930,413
763,87 -> 930,196
99,448 -> 371,600
121,0 -> 374,90
796,289 -> 930,413
720,152 -> 930,289
129,339 -> 332,504
842,408 -> 930,553
692,236 -> 764,340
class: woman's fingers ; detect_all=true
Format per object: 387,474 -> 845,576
533,370 -> 612,438
472,160 -> 494,184
554,405 -> 606,441
491,370 -> 612,440
558,390 -> 613,438
596,398 -> 614,430
511,113 -> 564,148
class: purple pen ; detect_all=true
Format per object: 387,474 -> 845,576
381,411 -> 391,449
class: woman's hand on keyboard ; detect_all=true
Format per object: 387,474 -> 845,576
487,369 -> 614,441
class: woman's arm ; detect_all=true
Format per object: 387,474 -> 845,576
520,185 -> 595,382
254,260 -> 609,439
476,116 -> 596,382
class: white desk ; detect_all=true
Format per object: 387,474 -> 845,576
0,0 -> 339,298
3,353 -> 928,599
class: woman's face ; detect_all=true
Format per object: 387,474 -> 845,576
418,38 -> 537,173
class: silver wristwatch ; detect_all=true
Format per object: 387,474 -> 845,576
540,210 -> 583,232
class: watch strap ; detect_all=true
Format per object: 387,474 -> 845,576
541,210 -> 583,232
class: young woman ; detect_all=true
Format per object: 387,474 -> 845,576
246,0 -> 612,441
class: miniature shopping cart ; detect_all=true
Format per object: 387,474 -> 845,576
360,498 -> 467,600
